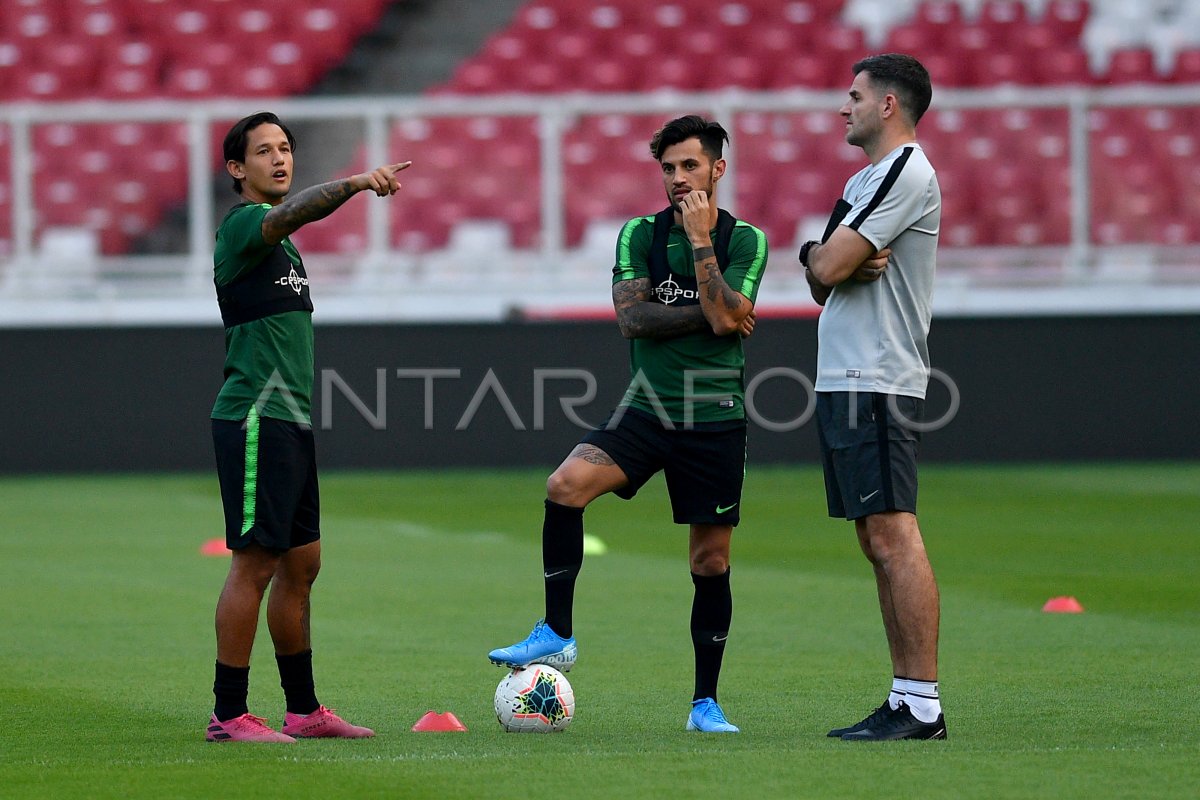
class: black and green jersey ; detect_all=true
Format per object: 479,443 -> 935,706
612,212 -> 768,424
211,202 -> 314,425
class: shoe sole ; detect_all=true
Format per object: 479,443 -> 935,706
841,725 -> 947,741
488,656 -> 575,672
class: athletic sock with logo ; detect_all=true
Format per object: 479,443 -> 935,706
690,568 -> 732,702
888,676 -> 907,710
213,661 -> 250,722
542,499 -> 584,639
276,649 -> 319,715
895,677 -> 941,722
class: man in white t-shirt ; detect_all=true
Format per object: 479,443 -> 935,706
799,53 -> 946,741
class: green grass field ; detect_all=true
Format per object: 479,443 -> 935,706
2,464 -> 1198,799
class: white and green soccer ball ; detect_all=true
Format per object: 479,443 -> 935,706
494,664 -> 574,733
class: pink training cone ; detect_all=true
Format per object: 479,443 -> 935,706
200,538 -> 230,557
412,711 -> 467,732
1042,596 -> 1084,613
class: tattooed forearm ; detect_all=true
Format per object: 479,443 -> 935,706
697,261 -> 745,311
262,178 -> 358,242
570,444 -> 617,466
614,278 -> 709,339
692,246 -> 715,262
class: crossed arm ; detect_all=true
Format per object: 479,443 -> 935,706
261,161 -> 411,245
804,225 -> 891,306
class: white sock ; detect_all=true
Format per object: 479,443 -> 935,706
895,678 -> 941,723
887,678 -> 906,711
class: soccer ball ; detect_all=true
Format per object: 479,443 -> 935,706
494,665 -> 574,733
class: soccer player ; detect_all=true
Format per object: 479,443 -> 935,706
488,115 -> 768,733
206,111 -> 409,742
799,54 -> 946,741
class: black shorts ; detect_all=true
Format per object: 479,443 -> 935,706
212,412 -> 320,552
816,392 -> 922,521
580,406 -> 747,526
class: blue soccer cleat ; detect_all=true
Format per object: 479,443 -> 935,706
488,619 -> 577,672
686,698 -> 740,733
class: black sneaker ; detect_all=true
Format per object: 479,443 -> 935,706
826,702 -> 892,738
840,702 -> 946,741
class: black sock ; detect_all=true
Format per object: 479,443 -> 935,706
543,499 -> 584,639
213,661 -> 250,722
276,650 -> 319,715
690,568 -> 732,703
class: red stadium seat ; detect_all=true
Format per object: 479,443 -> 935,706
1102,48 -> 1161,85
165,65 -> 219,98
68,4 -> 122,39
98,64 -> 158,99
1168,49 -> 1200,83
915,1 -> 962,26
886,23 -> 945,53
976,51 -> 1025,86
162,7 -> 219,52
1034,49 -> 1090,84
1043,0 -> 1090,38
766,53 -> 836,89
979,0 -> 1028,30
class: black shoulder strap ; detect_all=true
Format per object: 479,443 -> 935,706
647,207 -> 675,289
647,206 -> 738,288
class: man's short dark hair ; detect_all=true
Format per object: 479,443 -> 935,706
222,111 -> 296,195
852,54 -> 933,126
649,115 -> 729,162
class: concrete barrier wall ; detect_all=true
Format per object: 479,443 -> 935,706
1,315 -> 1196,473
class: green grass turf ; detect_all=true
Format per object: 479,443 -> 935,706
1,464 -> 1198,799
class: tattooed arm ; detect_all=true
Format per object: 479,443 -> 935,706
613,277 -> 710,340
678,191 -> 753,336
262,161 -> 411,245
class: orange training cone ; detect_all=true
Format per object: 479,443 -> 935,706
412,711 -> 467,732
200,538 -> 230,556
1042,596 -> 1084,613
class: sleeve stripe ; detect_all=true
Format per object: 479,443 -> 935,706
848,146 -> 914,231
614,216 -> 652,282
734,221 -> 768,298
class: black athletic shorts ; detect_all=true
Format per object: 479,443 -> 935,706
212,411 -> 320,552
816,392 -> 922,521
580,406 -> 747,526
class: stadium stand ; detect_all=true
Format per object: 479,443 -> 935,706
425,0 -> 1199,250
0,0 -> 393,254
1,0 -> 1198,262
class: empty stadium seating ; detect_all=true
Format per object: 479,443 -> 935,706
1,0 -> 1199,261
0,0 -> 391,255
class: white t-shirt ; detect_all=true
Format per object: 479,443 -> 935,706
816,143 -> 940,398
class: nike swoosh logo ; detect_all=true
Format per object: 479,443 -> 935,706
859,490 -> 880,503
712,634 -> 728,642
544,569 -> 569,579
716,502 -> 738,514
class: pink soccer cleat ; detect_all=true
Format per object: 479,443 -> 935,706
206,713 -> 296,743
282,706 -> 375,739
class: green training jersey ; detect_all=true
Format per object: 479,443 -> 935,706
612,213 -> 768,424
211,203 -> 314,425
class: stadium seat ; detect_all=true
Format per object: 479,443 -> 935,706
1168,48 -> 1200,82
979,0 -> 1028,30
98,64 -> 158,99
1043,0 -> 1090,37
1034,49 -> 1091,84
766,53 -> 836,90
1102,48 -> 1162,84
886,23 -> 946,53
